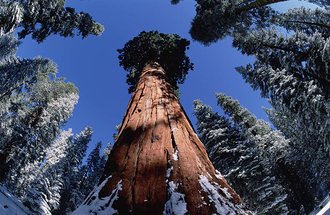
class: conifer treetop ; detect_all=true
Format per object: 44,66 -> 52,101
117,31 -> 194,93
216,93 -> 257,129
0,0 -> 104,43
189,0 -> 278,45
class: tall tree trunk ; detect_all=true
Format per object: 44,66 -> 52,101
74,63 -> 248,215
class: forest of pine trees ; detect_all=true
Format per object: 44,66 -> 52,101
0,1 -> 109,214
0,0 -> 329,214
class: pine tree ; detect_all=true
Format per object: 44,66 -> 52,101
276,7 -> 330,38
0,33 -> 79,188
0,34 -> 53,104
225,5 -> 330,212
194,99 -> 300,214
193,100 -> 244,169
216,93 -> 288,164
187,0 -> 327,45
189,0 -> 281,44
0,34 -> 50,179
0,0 -> 103,42
0,34 -> 80,205
4,72 -> 79,196
266,106 -> 330,212
53,127 -> 92,215
23,129 -> 74,215
74,31 -> 248,214
23,127 -> 93,215
75,142 -> 109,208
233,7 -> 330,151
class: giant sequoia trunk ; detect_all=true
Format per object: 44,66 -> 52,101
74,63 -> 247,214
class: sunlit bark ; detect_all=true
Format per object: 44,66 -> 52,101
76,63 -> 247,215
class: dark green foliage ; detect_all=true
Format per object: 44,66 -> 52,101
78,142 -> 107,201
188,0 -> 328,45
19,6 -> 103,43
190,0 -> 278,45
0,0 -> 104,43
117,31 -> 193,92
170,0 -> 182,4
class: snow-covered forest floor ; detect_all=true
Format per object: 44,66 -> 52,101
0,186 -> 31,215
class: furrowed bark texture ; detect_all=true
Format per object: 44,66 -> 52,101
75,63 -> 248,215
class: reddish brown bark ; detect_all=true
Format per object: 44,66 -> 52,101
75,63 -> 248,215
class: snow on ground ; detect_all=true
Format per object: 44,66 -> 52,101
0,185 -> 31,215
310,194 -> 330,215
316,200 -> 330,215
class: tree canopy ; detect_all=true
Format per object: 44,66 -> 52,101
117,31 -> 194,93
0,0 -> 104,42
189,0 -> 279,45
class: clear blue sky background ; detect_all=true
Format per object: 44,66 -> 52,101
17,0 -> 317,150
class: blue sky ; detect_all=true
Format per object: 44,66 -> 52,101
17,0 -> 316,149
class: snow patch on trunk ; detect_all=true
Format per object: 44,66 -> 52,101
163,181 -> 188,215
72,176 -> 122,215
173,149 -> 179,161
215,170 -> 225,180
166,165 -> 173,179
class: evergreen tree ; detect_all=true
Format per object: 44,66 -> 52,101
4,71 -> 79,196
53,127 -> 92,215
0,1 -> 103,212
0,0 -> 103,42
0,33 -> 79,188
265,108 -> 299,141
75,142 -> 109,207
187,0 -> 327,45
24,129 -> 74,215
216,93 -> 289,163
0,35 -> 83,213
217,93 -> 330,212
266,106 -> 330,211
201,4 -> 330,212
170,0 -> 182,4
117,30 -> 193,93
0,34 -> 53,103
189,0 -> 281,44
276,7 -> 330,38
194,99 -> 299,214
74,31 -> 248,215
307,0 -> 330,8
23,127 -> 93,215
193,100 -> 244,168
233,7 -> 330,151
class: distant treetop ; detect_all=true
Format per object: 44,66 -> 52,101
117,31 -> 194,93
